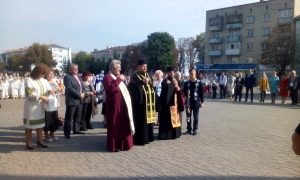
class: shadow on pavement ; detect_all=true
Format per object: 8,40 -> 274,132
0,122 -> 111,153
0,175 -> 298,180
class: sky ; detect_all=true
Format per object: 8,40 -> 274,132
0,0 -> 257,54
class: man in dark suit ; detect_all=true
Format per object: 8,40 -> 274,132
234,72 -> 245,102
244,69 -> 256,102
63,64 -> 86,139
288,70 -> 299,105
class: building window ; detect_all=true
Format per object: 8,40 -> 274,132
212,32 -> 221,38
226,43 -> 240,49
262,28 -> 270,35
263,13 -> 270,21
229,57 -> 239,64
211,57 -> 220,64
58,55 -> 62,58
246,43 -> 253,50
247,57 -> 253,63
211,45 -> 220,50
247,15 -> 255,23
278,9 -> 292,18
52,48 -> 57,52
247,29 -> 254,37
59,50 -> 62,52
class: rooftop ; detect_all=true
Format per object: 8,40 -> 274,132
92,45 -> 128,53
207,0 -> 274,12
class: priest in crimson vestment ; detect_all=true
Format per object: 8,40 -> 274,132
158,67 -> 184,140
103,60 -> 135,152
128,59 -> 156,145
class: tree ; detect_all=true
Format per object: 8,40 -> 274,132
121,43 -> 145,75
73,51 -> 91,73
22,43 -> 56,70
61,58 -> 71,74
176,33 -> 205,74
142,32 -> 177,72
259,25 -> 300,72
7,54 -> 23,71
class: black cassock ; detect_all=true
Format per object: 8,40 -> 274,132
128,73 -> 155,145
158,78 -> 182,140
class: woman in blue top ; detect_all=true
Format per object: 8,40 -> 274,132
269,71 -> 279,103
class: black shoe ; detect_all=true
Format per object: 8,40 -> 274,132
65,135 -> 71,139
87,127 -> 94,129
26,143 -> 34,150
80,128 -> 88,131
259,100 -> 262,102
184,130 -> 191,135
234,99 -> 237,101
114,149 -> 120,152
251,100 -> 253,103
244,100 -> 247,102
73,131 -> 85,134
193,130 -> 198,135
219,97 -> 222,99
37,142 -> 49,148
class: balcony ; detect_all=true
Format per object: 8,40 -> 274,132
208,50 -> 223,56
209,37 -> 223,44
278,17 -> 293,25
209,25 -> 224,31
226,23 -> 242,29
226,49 -> 241,55
226,35 -> 242,43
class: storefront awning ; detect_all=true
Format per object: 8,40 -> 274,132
196,64 -> 257,70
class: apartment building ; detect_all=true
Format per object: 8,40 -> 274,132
204,0 -> 300,76
91,46 -> 127,60
48,44 -> 72,71
0,44 -> 72,72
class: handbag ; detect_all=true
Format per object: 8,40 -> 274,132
58,117 -> 64,126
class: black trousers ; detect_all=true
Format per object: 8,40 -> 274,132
290,88 -> 298,104
81,103 -> 93,129
234,87 -> 242,101
212,87 -> 217,98
219,85 -> 226,98
245,86 -> 254,101
64,104 -> 83,136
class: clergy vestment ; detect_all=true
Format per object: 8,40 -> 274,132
129,72 -> 156,145
103,73 -> 134,152
158,78 -> 184,140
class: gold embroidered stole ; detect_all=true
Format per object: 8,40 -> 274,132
109,72 -> 135,135
135,72 -> 156,124
170,92 -> 181,128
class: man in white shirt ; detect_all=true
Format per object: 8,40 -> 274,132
218,71 -> 227,99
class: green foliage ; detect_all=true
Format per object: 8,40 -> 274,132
54,69 -> 60,76
73,51 -> 91,73
23,43 -> 56,70
121,43 -> 145,75
61,58 -> 71,73
259,25 -> 300,72
142,32 -> 177,72
7,54 -> 23,71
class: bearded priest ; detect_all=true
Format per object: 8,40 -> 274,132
158,67 -> 185,140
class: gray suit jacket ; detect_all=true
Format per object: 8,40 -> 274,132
64,72 -> 85,106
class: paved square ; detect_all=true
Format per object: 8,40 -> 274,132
0,92 -> 299,179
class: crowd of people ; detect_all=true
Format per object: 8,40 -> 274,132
197,69 -> 299,104
13,59 -> 300,154
21,59 -> 205,152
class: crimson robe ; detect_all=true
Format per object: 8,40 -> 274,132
103,73 -> 134,152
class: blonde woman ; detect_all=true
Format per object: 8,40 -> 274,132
258,72 -> 269,103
